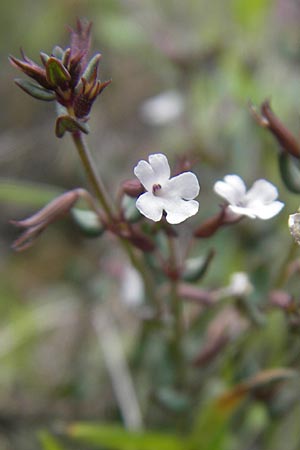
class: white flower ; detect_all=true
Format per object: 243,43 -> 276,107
140,90 -> 184,126
120,264 -> 144,307
134,153 -> 200,224
227,272 -> 253,297
213,174 -> 284,219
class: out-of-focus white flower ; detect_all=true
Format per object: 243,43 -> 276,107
227,272 -> 253,297
134,153 -> 200,224
120,264 -> 144,308
213,174 -> 284,219
216,272 -> 253,299
140,90 -> 184,126
288,211 -> 300,245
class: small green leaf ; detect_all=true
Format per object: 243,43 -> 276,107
81,53 -> 101,82
182,249 -> 214,282
55,115 -> 90,138
51,45 -> 65,60
46,57 -> 71,87
15,78 -> 55,101
122,195 -> 141,222
71,208 -> 105,237
278,152 -> 300,193
40,52 -> 50,66
67,423 -> 186,450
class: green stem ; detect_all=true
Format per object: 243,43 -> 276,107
71,131 -> 115,220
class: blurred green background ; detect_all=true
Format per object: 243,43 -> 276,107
2,0 -> 300,449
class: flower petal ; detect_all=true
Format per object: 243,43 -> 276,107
214,175 -> 246,205
136,192 -> 163,221
248,201 -> 284,219
166,172 -> 200,200
134,160 -> 156,192
245,179 -> 279,204
224,175 -> 247,196
228,205 -> 257,218
162,198 -> 199,224
148,153 -> 171,185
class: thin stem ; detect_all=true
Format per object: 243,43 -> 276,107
71,131 -> 115,220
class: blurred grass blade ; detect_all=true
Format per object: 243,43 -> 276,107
188,398 -> 236,450
218,368 -> 297,410
0,178 -> 63,207
39,431 -> 66,450
67,423 -> 186,450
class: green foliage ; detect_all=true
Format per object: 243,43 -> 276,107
0,179 -> 62,207
67,423 -> 186,450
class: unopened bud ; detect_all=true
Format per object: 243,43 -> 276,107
250,100 -> 300,159
122,179 -> 144,197
128,233 -> 156,252
10,188 -> 98,251
289,212 -> 300,245
269,290 -> 296,312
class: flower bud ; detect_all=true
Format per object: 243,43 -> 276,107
122,179 -> 144,198
289,211 -> 300,245
250,100 -> 300,159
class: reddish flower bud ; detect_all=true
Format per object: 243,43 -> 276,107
122,179 -> 144,197
10,18 -> 111,126
11,188 -> 99,251
250,100 -> 300,159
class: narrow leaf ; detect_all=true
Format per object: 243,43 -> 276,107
46,57 -> 71,87
15,78 -> 55,101
278,152 -> 300,193
67,423 -> 186,450
55,115 -> 89,138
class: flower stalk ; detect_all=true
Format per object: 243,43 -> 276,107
71,130 -> 115,221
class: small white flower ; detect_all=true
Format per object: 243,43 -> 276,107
120,264 -> 144,307
140,90 -> 184,126
227,272 -> 253,297
134,153 -> 200,224
213,174 -> 284,219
